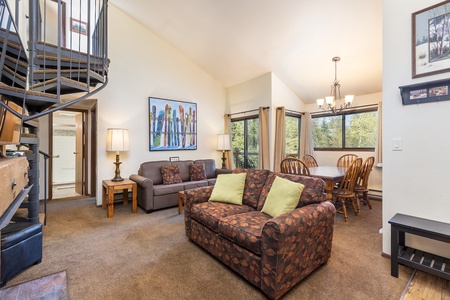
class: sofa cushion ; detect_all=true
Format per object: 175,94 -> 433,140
191,202 -> 255,233
233,169 -> 270,209
171,160 -> 194,182
183,180 -> 208,190
160,165 -> 182,185
194,159 -> 216,179
153,183 -> 184,196
257,172 -> 325,211
138,161 -> 171,185
190,163 -> 207,181
218,211 -> 271,255
261,176 -> 304,218
209,173 -> 247,205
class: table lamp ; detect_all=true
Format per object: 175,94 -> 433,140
106,128 -> 129,181
217,134 -> 231,169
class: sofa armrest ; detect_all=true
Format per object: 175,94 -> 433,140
184,186 -> 214,239
215,168 -> 233,177
260,201 -> 336,299
129,174 -> 155,212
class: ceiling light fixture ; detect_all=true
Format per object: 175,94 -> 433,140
316,57 -> 354,114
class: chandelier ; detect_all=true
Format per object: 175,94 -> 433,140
316,57 -> 354,114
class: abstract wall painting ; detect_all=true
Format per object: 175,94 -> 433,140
148,97 -> 197,151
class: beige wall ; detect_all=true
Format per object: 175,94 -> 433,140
383,0 -> 450,258
38,4 -> 227,205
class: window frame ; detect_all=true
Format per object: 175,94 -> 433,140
231,114 -> 259,169
312,107 -> 378,152
285,112 -> 301,157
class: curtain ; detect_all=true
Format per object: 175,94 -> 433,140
258,107 -> 270,170
273,107 -> 286,172
375,102 -> 382,165
224,114 -> 233,169
300,112 -> 314,160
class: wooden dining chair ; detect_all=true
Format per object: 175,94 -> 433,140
280,157 -> 310,176
336,154 -> 358,168
303,154 -> 318,168
332,157 -> 362,222
354,156 -> 375,212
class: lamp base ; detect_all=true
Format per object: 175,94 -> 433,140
112,154 -> 124,181
221,151 -> 227,169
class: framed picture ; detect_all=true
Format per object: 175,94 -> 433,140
399,78 -> 450,105
70,18 -> 88,35
148,97 -> 197,151
412,1 -> 450,78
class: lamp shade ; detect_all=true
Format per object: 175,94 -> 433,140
217,134 -> 231,151
106,128 -> 129,152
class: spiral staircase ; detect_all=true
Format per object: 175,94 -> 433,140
0,0 -> 109,224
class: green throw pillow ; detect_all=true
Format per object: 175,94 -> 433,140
209,173 -> 247,205
261,176 -> 305,218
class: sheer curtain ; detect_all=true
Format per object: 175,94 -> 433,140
258,107 -> 270,170
300,112 -> 314,160
224,114 -> 233,169
375,102 -> 382,165
273,107 -> 286,172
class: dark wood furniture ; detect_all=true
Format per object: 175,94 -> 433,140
102,179 -> 137,218
389,213 -> 450,280
308,166 -> 346,201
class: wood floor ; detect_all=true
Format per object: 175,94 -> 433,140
402,270 -> 450,300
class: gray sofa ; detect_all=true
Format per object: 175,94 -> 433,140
130,159 -> 230,213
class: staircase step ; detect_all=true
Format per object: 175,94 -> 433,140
35,40 -> 109,67
32,68 -> 105,86
30,77 -> 89,94
0,82 -> 58,114
3,53 -> 28,76
35,54 -> 107,73
0,36 -> 28,62
2,64 -> 27,88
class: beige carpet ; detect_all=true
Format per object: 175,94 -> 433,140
1,198 -> 412,299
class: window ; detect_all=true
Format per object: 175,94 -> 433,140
231,117 -> 259,168
285,114 -> 301,157
312,109 -> 377,150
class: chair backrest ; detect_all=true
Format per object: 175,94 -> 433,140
336,158 -> 362,196
303,154 -> 318,168
337,154 -> 359,168
356,156 -> 375,190
280,157 -> 310,176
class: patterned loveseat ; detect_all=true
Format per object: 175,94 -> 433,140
184,169 -> 336,299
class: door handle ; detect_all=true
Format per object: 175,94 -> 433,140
73,152 -> 78,154
52,155 -> 60,158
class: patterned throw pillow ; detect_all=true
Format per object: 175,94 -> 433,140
160,165 -> 182,185
190,163 -> 207,181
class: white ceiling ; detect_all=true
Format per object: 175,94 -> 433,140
109,0 -> 382,104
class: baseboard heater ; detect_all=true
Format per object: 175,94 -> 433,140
368,189 -> 382,201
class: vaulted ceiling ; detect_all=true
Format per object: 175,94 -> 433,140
110,0 -> 382,104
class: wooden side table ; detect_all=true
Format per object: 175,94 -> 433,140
178,191 -> 185,215
102,179 -> 137,218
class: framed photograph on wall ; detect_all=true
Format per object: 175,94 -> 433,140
70,18 -> 88,35
412,0 -> 450,78
399,78 -> 450,105
148,97 -> 197,151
